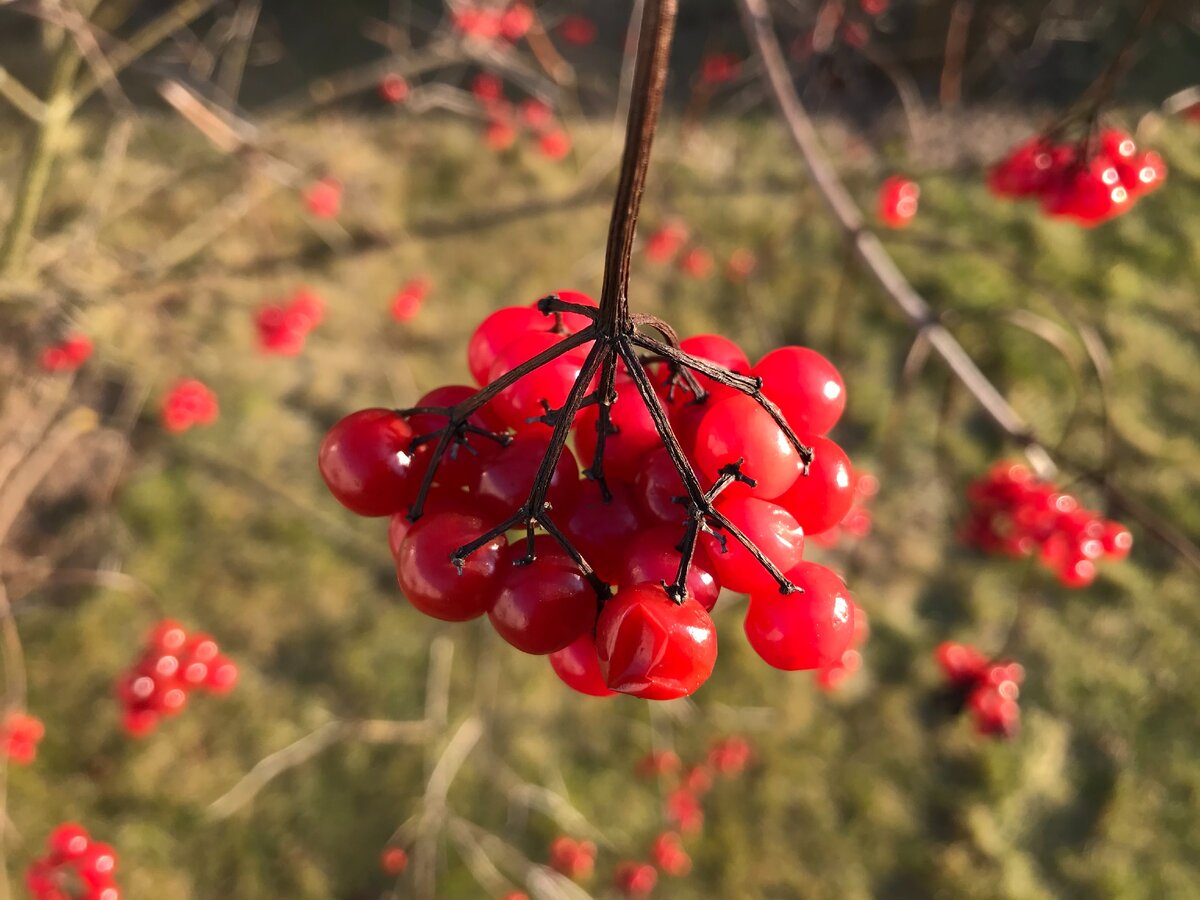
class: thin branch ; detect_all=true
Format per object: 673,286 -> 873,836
0,67 -> 45,120
737,0 -> 1056,480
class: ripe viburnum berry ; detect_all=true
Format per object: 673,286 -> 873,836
256,289 -> 323,355
708,735 -> 753,774
489,538 -> 596,654
379,73 -> 409,104
549,634 -> 616,697
380,846 -> 408,875
391,277 -> 431,323
318,409 -> 418,516
776,435 -> 854,534
700,495 -> 805,594
538,129 -> 572,160
28,825 -> 120,900
304,177 -> 342,219
161,379 -> 219,433
520,98 -> 554,131
753,345 -> 846,437
694,394 -> 802,500
614,861 -> 658,897
636,749 -> 682,778
559,15 -> 597,46
499,3 -> 533,42
1,711 -> 45,764
651,831 -> 692,876
467,304 -> 556,385
644,222 -> 687,263
744,561 -> 855,670
40,333 -> 93,372
562,482 -> 645,581
665,787 -> 704,833
678,246 -> 714,278
877,175 -> 919,228
699,53 -> 741,85
548,836 -> 595,880
725,248 -> 757,281
395,510 -> 507,621
620,526 -> 721,611
596,584 -> 717,699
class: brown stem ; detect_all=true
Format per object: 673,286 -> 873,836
598,0 -> 677,336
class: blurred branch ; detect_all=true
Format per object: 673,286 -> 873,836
939,0 -> 974,108
737,0 -> 1056,480
414,715 -> 484,900
0,67 -> 45,120
72,0 -> 222,106
208,717 -> 433,819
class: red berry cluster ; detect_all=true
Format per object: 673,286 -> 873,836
935,642 -> 1024,738
255,288 -> 324,355
390,277 -> 431,323
557,15 -> 597,47
987,129 -> 1166,225
2,710 -> 45,764
453,3 -> 533,43
962,461 -> 1132,588
303,177 -> 343,220
160,378 -> 219,433
40,333 -> 93,373
471,74 -> 571,159
877,175 -> 920,228
26,824 -> 120,900
378,73 -> 409,104
808,469 -> 876,549
643,224 -> 755,283
115,620 -> 238,737
320,291 -> 858,700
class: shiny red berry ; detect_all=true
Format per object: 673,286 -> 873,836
744,562 -> 855,670
318,409 -> 418,517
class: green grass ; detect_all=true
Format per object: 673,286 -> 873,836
4,109 -> 1200,899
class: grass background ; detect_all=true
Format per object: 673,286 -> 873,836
3,106 -> 1200,899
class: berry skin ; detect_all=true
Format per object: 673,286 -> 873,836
380,847 -> 408,875
395,511 -> 507,621
700,496 -> 805,594
489,538 -> 596,654
744,562 -> 855,670
487,331 -> 590,431
666,787 -> 704,833
753,346 -> 846,437
561,482 -> 644,582
619,525 -> 721,611
635,449 -> 688,525
549,634 -> 616,697
573,388 -> 662,484
694,394 -> 802,500
596,584 -> 717,700
467,305 -> 554,386
318,409 -> 418,517
475,432 -> 581,518
776,436 -> 854,534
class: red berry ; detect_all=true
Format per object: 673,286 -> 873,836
559,15 -> 597,46
379,73 -> 409,104
694,394 -> 802,500
396,511 -> 507,621
318,409 -> 418,517
700,496 -> 805,594
487,332 -> 590,431
489,538 -> 596,654
634,449 -> 688,525
753,346 -> 846,437
79,842 -> 118,886
619,526 -> 721,611
573,389 -> 662,483
679,246 -> 714,278
380,846 -> 408,875
614,861 -> 657,896
538,129 -> 571,160
49,823 -> 90,860
744,561 -> 855,670
651,832 -> 692,876
549,634 -> 616,697
878,176 -> 919,227
304,177 -> 342,219
468,307 -> 552,385
561,482 -> 644,581
485,119 -> 518,151
475,432 -> 581,518
776,436 -> 854,534
935,641 -> 988,686
596,584 -> 717,700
